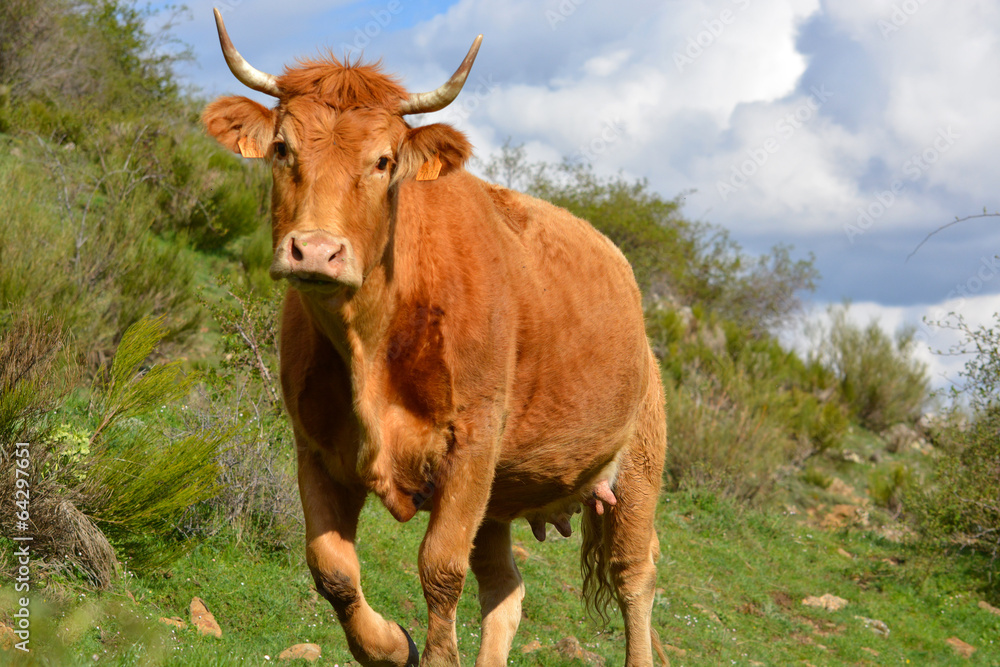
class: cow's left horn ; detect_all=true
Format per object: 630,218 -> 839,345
399,35 -> 483,115
213,8 -> 282,97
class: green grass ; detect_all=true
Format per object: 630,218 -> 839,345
6,489 -> 999,665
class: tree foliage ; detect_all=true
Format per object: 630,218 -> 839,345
810,304 -> 929,432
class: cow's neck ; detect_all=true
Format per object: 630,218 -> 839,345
298,261 -> 399,477
300,263 -> 396,376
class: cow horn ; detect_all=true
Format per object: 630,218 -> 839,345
399,35 -> 483,115
213,8 -> 282,97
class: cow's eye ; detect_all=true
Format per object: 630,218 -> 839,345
376,156 -> 390,171
274,141 -> 288,159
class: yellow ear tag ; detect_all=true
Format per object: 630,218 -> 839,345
238,135 -> 265,159
416,154 -> 442,181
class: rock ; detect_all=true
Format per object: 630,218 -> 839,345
840,450 -> 864,464
190,597 -> 222,638
883,423 -> 930,454
854,616 -> 889,637
946,637 -> 975,658
278,643 -> 322,661
520,639 -> 543,654
979,600 -> 1000,616
1,623 -> 17,650
827,478 -> 861,502
158,617 -> 187,630
837,548 -> 854,559
555,636 -> 604,666
802,594 -> 848,612
821,505 -> 866,529
511,544 -> 529,563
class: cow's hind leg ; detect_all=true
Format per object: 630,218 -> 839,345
470,519 -> 524,667
299,448 -> 418,667
583,369 -> 666,667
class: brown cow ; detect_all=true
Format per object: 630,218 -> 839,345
203,9 -> 666,667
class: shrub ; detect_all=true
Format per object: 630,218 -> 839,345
910,313 -> 1000,580
868,463 -> 910,515
663,369 -> 796,503
0,312 -> 119,587
0,132 -> 202,359
78,317 -> 225,573
186,274 -> 299,547
810,304 -> 929,432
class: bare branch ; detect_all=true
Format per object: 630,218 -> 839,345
906,211 -> 1000,263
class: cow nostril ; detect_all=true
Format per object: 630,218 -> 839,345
329,244 -> 344,263
291,238 -> 303,262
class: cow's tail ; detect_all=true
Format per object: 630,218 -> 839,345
580,505 -> 614,624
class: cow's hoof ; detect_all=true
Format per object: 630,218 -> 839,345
398,623 -> 419,667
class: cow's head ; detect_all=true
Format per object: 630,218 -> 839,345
202,9 -> 478,296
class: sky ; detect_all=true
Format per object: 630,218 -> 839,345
156,0 -> 1000,390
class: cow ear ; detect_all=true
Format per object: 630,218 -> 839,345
202,96 -> 276,158
395,123 -> 472,183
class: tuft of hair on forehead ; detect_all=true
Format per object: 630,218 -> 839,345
277,53 -> 409,110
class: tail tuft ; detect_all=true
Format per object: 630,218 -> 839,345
580,506 -> 614,624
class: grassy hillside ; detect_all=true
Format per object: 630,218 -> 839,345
4,484 -> 999,665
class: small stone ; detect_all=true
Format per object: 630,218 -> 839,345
854,616 -> 889,637
978,600 -> 1000,616
840,450 -> 864,464
278,643 -> 322,661
802,594 -> 849,612
158,617 -> 187,630
837,548 -> 853,559
827,478 -> 861,501
946,637 -> 975,658
190,597 -> 222,638
555,636 -> 604,666
520,639 -> 543,654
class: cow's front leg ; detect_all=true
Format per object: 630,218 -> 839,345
418,432 -> 496,666
299,448 -> 418,667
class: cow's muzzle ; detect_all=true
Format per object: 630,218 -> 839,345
270,230 -> 363,291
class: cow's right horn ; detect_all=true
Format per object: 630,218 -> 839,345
213,8 -> 282,98
399,35 -> 483,115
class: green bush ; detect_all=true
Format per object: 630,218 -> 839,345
0,132 -> 203,358
811,304 -> 929,432
910,313 -> 1000,580
79,317 -> 225,573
